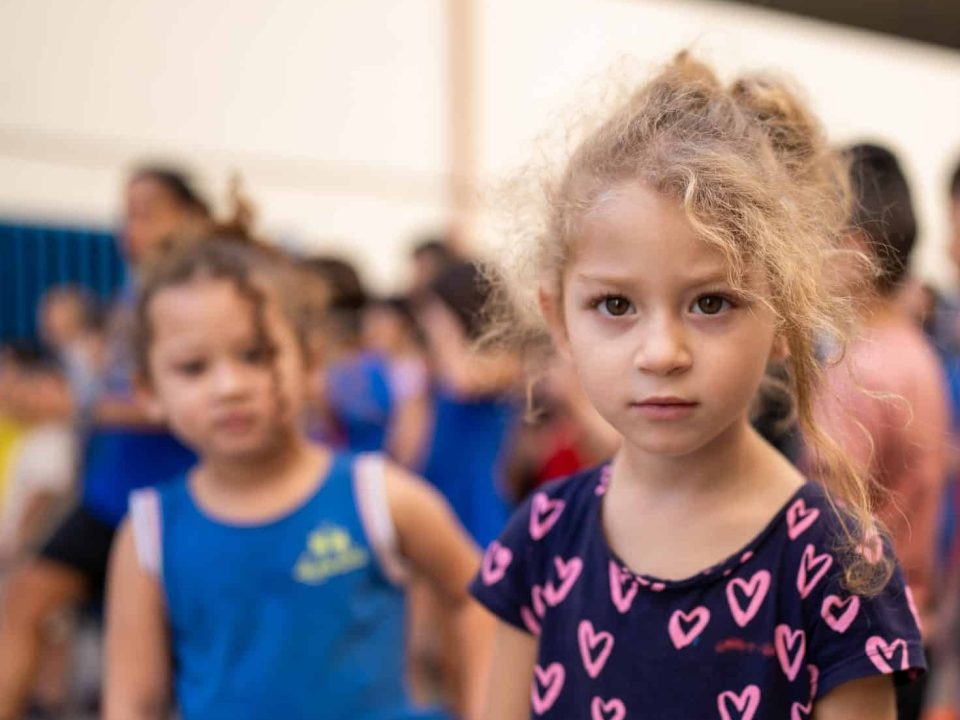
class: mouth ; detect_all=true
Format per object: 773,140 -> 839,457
630,397 -> 698,420
214,413 -> 259,433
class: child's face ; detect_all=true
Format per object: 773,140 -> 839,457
552,182 -> 780,459
144,277 -> 308,462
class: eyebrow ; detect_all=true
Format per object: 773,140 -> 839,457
573,269 -> 733,287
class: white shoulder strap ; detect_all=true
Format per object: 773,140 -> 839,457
129,488 -> 162,579
353,453 -> 409,586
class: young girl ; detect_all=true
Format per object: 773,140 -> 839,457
104,236 -> 488,719
470,54 -> 925,719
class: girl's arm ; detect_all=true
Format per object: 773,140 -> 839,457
814,675 -> 895,720
103,520 -> 172,720
482,620 -> 537,720
419,299 -> 520,399
384,463 -> 494,720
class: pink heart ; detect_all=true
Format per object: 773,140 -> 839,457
578,620 -> 615,678
531,663 -> 565,715
775,624 -> 806,681
529,493 -> 565,540
820,594 -> 860,634
808,665 -> 819,699
786,498 -> 820,540
520,606 -> 541,636
790,700 -> 812,720
544,556 -> 583,607
531,585 -> 547,618
865,636 -> 909,673
668,606 -> 710,649
717,685 -> 761,720
480,541 -> 513,585
796,544 -> 833,599
650,581 -> 666,592
608,560 -> 639,614
590,696 -> 626,720
726,570 -> 771,628
905,586 -> 923,633
595,466 -> 612,496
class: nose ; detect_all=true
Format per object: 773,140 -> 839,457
633,312 -> 692,375
211,359 -> 249,399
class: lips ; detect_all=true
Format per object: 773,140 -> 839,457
214,412 -> 258,433
630,397 -> 698,420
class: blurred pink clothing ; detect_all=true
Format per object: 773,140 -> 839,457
814,312 -> 948,633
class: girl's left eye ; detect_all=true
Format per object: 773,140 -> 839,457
595,295 -> 635,317
690,295 -> 731,315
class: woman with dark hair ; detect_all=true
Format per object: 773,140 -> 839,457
0,165 -> 209,719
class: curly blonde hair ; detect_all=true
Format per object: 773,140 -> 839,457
488,52 -> 889,595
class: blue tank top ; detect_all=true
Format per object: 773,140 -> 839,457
152,453 -> 443,720
420,386 -> 518,547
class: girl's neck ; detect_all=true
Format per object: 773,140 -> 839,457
613,417 -> 790,505
199,432 -> 315,490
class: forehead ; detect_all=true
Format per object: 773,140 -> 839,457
147,277 -> 274,345
570,182 -> 732,283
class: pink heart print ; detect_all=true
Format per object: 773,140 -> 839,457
717,685 -> 761,720
786,498 -> 820,540
529,493 -> 565,540
774,624 -> 806,682
668,606 -> 710,649
790,699 -> 812,720
595,465 -> 612,496
531,663 -> 565,715
865,636 -> 909,673
578,620 -> 615,678
520,607 -> 541,636
591,696 -> 626,720
808,665 -> 819,699
531,585 -> 547,618
905,586 -> 923,633
820,594 -> 860,634
481,541 -> 513,585
543,556 -> 583,607
726,570 -> 771,628
796,544 -> 833,599
608,560 -> 639,614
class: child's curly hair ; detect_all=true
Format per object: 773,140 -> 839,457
487,52 -> 890,595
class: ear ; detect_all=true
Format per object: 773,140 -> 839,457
768,332 -> 790,364
538,286 -> 572,360
133,375 -> 166,423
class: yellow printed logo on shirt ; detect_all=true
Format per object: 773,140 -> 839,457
293,525 -> 369,584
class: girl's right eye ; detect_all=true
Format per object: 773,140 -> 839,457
595,295 -> 634,317
176,360 -> 206,376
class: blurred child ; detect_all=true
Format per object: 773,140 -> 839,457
471,54 -> 924,719
0,344 -> 75,568
362,296 -> 432,468
300,256 -> 395,453
418,261 -> 521,548
104,235 -> 489,720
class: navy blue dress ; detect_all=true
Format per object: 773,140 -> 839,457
470,464 -> 925,719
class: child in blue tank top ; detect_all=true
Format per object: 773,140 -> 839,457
469,54 -> 925,719
103,235 -> 490,720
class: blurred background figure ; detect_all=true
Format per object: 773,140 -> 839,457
0,167 -> 206,719
811,144 -> 949,720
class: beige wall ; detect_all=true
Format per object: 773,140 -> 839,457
2,0 -> 959,289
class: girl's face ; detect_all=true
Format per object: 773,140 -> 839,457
123,177 -> 188,263
144,277 -> 309,463
552,182 -> 780,459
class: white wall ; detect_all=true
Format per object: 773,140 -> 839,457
2,0 -> 959,289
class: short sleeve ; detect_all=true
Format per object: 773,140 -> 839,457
804,537 -> 926,700
469,492 -> 542,634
